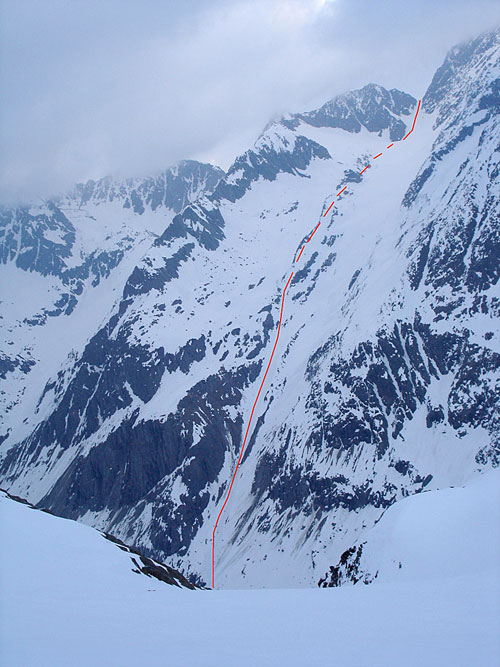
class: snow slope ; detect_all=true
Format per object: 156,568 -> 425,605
319,467 -> 500,587
0,160 -> 223,441
1,472 -> 498,667
0,30 -> 499,590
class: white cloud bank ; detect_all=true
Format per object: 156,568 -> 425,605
1,0 -> 499,203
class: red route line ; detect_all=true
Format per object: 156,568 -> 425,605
324,182 -> 349,217
323,201 -> 335,217
307,221 -> 321,242
211,98 -> 422,588
403,99 -> 421,140
212,271 -> 294,588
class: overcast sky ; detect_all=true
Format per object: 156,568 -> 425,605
1,0 -> 499,204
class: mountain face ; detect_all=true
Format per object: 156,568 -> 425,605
318,467 -> 500,588
0,30 -> 498,589
0,160 -> 223,446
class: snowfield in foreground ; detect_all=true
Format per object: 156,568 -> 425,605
1,470 -> 499,667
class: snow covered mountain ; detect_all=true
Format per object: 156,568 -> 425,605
0,486 -> 198,589
0,29 -> 499,590
318,467 -> 500,588
0,160 -> 223,445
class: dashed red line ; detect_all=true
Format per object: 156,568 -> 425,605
211,270 -> 294,588
211,98 -> 422,588
403,99 -> 421,140
323,201 -> 335,217
307,221 -> 321,242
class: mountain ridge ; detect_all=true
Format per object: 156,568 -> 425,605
1,29 -> 499,589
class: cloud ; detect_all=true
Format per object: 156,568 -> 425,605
1,0 -> 499,204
